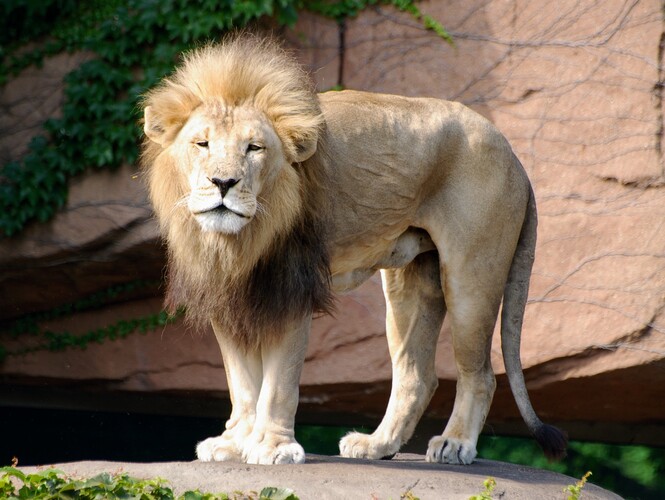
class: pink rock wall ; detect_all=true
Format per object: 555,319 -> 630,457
1,0 -> 664,445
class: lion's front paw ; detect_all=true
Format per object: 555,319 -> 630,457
196,435 -> 242,462
426,436 -> 477,465
243,434 -> 306,464
339,431 -> 398,460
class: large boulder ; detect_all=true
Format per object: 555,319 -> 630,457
1,0 -> 664,446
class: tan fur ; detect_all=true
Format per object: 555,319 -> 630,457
141,34 -> 566,465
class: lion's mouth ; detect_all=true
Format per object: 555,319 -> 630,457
191,202 -> 252,234
198,203 -> 249,219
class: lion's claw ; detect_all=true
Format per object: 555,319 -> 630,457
426,436 -> 477,464
243,435 -> 306,464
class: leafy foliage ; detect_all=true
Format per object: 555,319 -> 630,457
1,0 -> 259,236
564,471 -> 591,500
0,0 -> 124,85
0,466 -> 298,500
0,0 -> 450,237
466,474 -> 593,500
468,477 -> 496,500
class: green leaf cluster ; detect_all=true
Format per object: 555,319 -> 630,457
564,471 -> 591,500
0,467 -> 299,499
467,477 -> 496,500
1,0 -> 449,237
0,468 -> 170,499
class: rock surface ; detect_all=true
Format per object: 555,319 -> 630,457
2,0 -> 665,447
20,455 -> 621,500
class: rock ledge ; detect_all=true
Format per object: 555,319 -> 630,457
22,454 -> 621,500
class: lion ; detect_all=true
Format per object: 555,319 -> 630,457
141,34 -> 567,465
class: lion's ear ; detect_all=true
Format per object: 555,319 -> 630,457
293,133 -> 319,163
143,106 -> 168,146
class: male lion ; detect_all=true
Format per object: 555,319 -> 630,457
141,34 -> 567,465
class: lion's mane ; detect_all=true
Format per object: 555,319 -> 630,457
141,35 -> 333,347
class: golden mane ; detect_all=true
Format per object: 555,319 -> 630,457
141,34 -> 333,347
142,34 -> 322,163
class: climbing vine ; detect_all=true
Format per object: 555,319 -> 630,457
0,280 -> 183,362
6,280 -> 160,337
2,309 -> 182,361
0,0 -> 450,237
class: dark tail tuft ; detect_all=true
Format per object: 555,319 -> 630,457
534,424 -> 568,461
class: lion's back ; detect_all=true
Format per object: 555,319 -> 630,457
318,90 -> 522,199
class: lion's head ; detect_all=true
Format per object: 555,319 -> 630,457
141,35 -> 333,346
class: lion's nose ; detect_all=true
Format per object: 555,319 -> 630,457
209,177 -> 239,197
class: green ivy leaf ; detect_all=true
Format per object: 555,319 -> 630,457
259,486 -> 300,500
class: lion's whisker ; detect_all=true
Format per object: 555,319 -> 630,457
255,200 -> 269,217
165,194 -> 190,219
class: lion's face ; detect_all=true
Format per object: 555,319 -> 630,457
172,104 -> 287,234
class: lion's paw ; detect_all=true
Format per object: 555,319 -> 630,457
196,436 -> 242,462
243,435 -> 306,464
339,431 -> 398,460
426,436 -> 477,465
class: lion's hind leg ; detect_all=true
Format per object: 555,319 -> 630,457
425,232 -> 514,465
340,251 -> 445,459
424,296 -> 500,464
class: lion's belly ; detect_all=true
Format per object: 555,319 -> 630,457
330,227 -> 435,293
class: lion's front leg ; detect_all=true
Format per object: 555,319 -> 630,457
241,316 -> 311,464
197,322 -> 262,462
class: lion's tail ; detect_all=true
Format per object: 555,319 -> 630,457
500,183 -> 568,461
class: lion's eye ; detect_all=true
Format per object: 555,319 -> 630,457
246,143 -> 263,153
196,141 -> 209,148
